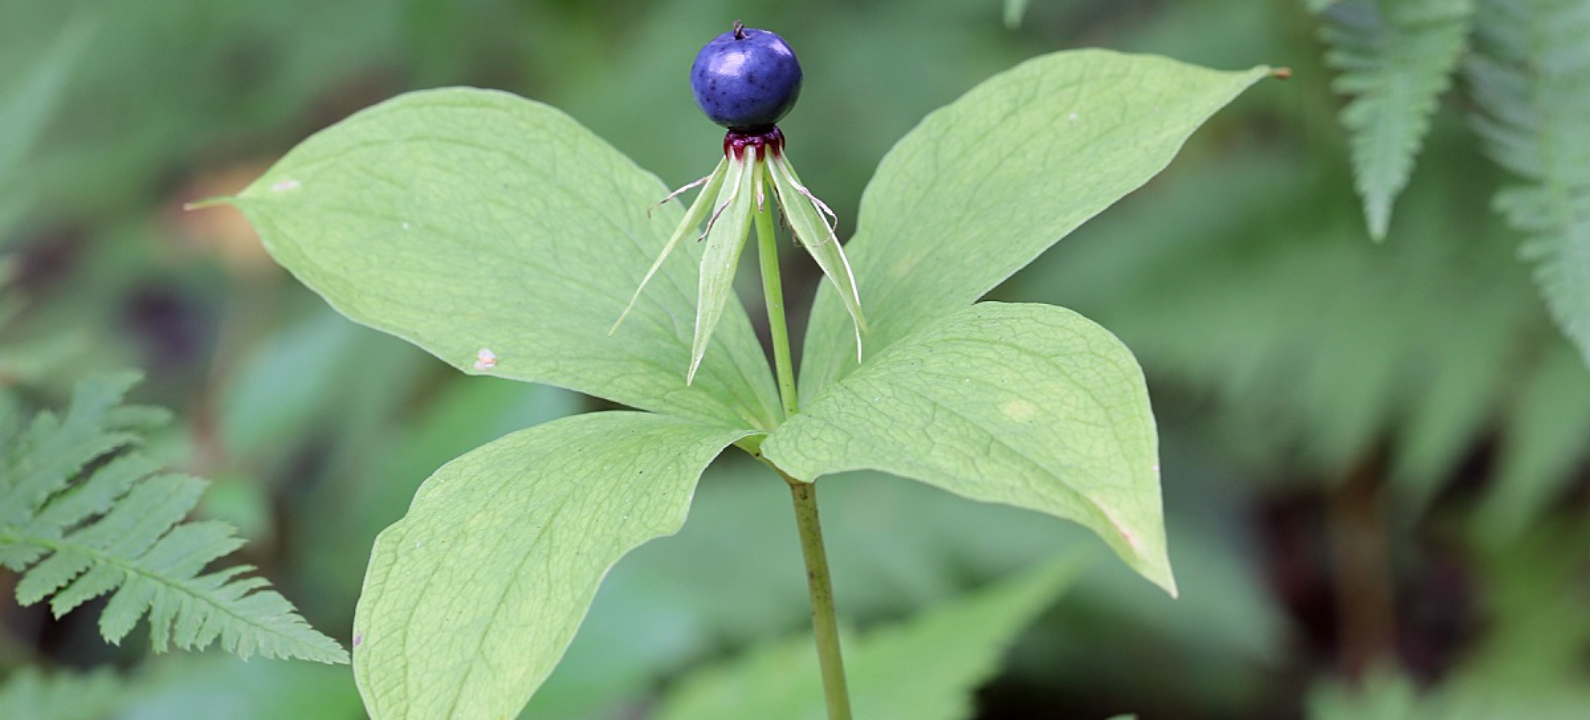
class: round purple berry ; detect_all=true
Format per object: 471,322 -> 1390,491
690,22 -> 803,131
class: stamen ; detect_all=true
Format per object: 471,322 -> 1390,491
700,184 -> 739,240
772,155 -> 838,244
649,173 -> 713,217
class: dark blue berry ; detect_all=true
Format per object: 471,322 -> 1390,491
690,22 -> 803,132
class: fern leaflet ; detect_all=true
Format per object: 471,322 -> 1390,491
1320,0 -> 1473,239
1467,0 -> 1590,366
0,373 -> 348,664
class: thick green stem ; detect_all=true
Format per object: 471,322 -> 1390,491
753,160 -> 853,720
787,478 -> 853,720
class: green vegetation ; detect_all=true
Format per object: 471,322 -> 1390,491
2,1 -> 1588,719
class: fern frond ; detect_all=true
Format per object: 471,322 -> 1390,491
0,373 -> 348,664
1320,0 -> 1473,239
1468,0 -> 1590,366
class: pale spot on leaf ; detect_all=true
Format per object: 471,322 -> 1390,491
474,348 -> 498,371
1000,398 -> 1037,422
271,179 -> 301,192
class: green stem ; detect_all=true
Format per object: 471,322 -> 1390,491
753,160 -> 853,720
755,166 -> 800,421
787,477 -> 853,720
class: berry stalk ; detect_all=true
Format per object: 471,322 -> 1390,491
753,160 -> 853,720
753,154 -> 799,421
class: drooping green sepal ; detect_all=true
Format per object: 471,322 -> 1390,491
612,157 -> 731,334
768,152 -> 867,361
689,153 -> 757,384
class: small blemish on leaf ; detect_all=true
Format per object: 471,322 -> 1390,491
474,348 -> 498,371
1067,111 -> 1079,122
1099,505 -> 1140,553
1000,398 -> 1037,422
271,179 -> 301,192
353,632 -> 363,648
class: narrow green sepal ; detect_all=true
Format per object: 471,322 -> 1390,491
688,154 -> 757,385
768,153 -> 867,361
611,157 -> 731,335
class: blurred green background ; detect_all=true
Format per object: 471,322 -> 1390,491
2,0 -> 1587,718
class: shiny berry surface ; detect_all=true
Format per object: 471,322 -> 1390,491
690,23 -> 803,131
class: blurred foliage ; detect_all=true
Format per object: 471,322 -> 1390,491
0,0 -> 1586,718
654,557 -> 1085,720
1307,522 -> 1590,720
1312,0 -> 1590,368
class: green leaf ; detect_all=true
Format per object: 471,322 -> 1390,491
0,16 -> 89,235
654,556 -> 1084,720
0,373 -> 346,663
1477,344 -> 1590,542
689,155 -> 755,385
1468,0 -> 1590,366
798,50 -> 1272,402
226,88 -> 780,431
0,668 -> 121,720
765,302 -> 1174,595
1319,0 -> 1472,239
351,411 -> 750,720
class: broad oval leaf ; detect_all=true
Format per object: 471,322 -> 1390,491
352,411 -> 750,720
227,88 -> 780,431
764,302 -> 1175,594
799,50 -> 1273,402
